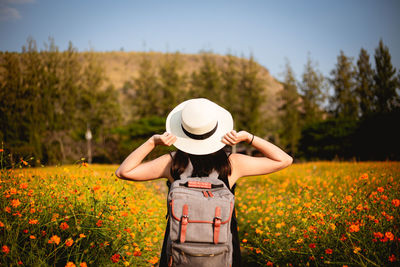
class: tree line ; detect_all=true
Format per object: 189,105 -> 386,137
1,38 -> 399,165
0,38 -> 121,166
0,38 -> 270,166
279,39 -> 400,160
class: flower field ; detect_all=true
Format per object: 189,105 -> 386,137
1,160 -> 399,266
236,161 -> 400,266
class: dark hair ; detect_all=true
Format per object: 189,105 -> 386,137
171,149 -> 231,180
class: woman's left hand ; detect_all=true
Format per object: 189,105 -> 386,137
222,130 -> 251,146
151,132 -> 177,146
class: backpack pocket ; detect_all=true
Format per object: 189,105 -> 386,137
170,241 -> 230,267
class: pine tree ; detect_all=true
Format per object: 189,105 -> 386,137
329,51 -> 358,119
355,48 -> 375,117
237,55 -> 264,136
190,52 -> 222,103
132,55 -> 161,118
158,52 -> 186,116
299,56 -> 326,125
278,61 -> 301,155
221,54 -> 240,125
373,39 -> 399,113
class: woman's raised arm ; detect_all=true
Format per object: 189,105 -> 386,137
115,132 -> 176,181
222,130 -> 293,186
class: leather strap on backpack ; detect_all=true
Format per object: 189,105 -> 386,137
180,204 -> 189,243
213,206 -> 221,244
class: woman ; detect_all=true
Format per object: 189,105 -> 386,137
115,98 -> 293,266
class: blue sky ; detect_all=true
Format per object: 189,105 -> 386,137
1,0 -> 399,81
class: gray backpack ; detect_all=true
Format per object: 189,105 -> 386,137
166,174 -> 235,267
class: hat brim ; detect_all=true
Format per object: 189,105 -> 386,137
166,99 -> 233,155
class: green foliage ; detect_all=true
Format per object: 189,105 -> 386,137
112,116 -> 173,161
0,38 -> 121,166
190,52 -> 222,102
299,56 -> 327,125
355,48 -> 375,117
329,51 -> 359,120
158,52 -> 187,115
299,117 -> 358,160
236,55 -> 265,136
298,109 -> 400,161
131,55 -> 161,118
278,61 -> 301,156
373,39 -> 399,113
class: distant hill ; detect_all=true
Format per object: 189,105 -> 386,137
87,51 -> 284,133
0,51 -> 284,134
87,51 -> 282,93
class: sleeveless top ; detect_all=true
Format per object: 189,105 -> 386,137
159,154 -> 242,267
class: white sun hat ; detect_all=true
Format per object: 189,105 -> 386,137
166,98 -> 233,155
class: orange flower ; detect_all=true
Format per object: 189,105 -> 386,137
242,239 -> 248,243
48,235 -> 61,245
20,183 -> 28,189
79,233 -> 86,238
60,222 -> 69,230
11,199 -> 21,208
111,253 -> 120,263
377,187 -> 384,192
96,220 -> 103,227
80,263 -> 88,267
373,232 -> 384,238
392,199 -> 400,207
345,195 -> 352,202
29,235 -> 36,239
148,256 -> 159,264
65,262 -> 76,267
65,238 -> 74,247
349,224 -> 360,233
0,221 -> 4,227
2,245 -> 10,254
133,251 -> 142,256
389,254 -> 397,262
325,248 -> 333,254
385,232 -> 394,241
10,188 -> 17,194
29,219 -> 38,225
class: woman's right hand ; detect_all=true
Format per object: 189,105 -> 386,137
222,130 -> 252,146
152,132 -> 177,147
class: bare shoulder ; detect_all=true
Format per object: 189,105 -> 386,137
228,152 -> 292,180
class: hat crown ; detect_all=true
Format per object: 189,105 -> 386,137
181,99 -> 218,135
